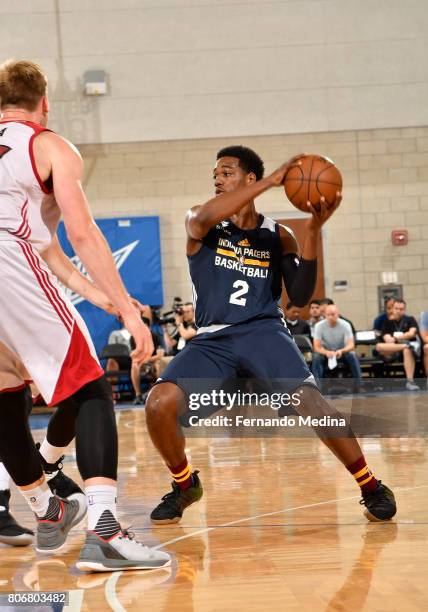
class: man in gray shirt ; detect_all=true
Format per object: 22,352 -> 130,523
312,304 -> 363,388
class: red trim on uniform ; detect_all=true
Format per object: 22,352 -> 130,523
49,323 -> 104,406
0,383 -> 27,394
24,243 -> 74,329
18,241 -> 73,332
0,120 -> 46,129
0,120 -> 54,194
20,241 -> 73,331
10,199 -> 31,240
28,131 -> 52,194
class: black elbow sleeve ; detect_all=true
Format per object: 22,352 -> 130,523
281,255 -> 317,307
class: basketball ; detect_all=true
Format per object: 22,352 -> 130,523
283,154 -> 342,211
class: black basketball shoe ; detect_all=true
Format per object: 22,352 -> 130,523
36,443 -> 87,513
0,489 -> 34,546
360,481 -> 397,521
150,471 -> 203,524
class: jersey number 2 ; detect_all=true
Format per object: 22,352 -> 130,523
229,280 -> 249,306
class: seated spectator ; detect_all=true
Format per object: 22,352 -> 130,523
284,302 -> 311,336
312,304 -> 363,389
132,317 -> 164,405
307,299 -> 323,337
420,311 -> 428,387
376,300 -> 420,391
105,317 -> 132,373
105,302 -> 154,374
320,297 -> 356,335
373,297 -> 395,335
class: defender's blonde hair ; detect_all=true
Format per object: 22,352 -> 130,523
0,59 -> 47,111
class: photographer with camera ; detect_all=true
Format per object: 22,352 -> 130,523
175,302 -> 197,349
159,301 -> 197,375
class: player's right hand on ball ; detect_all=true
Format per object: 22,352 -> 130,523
269,154 -> 305,187
121,310 -> 154,364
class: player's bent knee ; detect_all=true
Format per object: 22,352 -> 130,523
145,382 -> 185,422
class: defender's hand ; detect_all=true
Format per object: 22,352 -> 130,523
97,297 -> 118,316
121,310 -> 154,364
128,296 -> 151,316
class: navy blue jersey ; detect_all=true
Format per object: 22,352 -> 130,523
188,215 -> 284,328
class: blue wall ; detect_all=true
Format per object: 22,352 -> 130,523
57,216 -> 163,354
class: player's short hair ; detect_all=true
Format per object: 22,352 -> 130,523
216,145 -> 265,180
286,302 -> 299,310
0,59 -> 47,111
393,299 -> 406,306
320,298 -> 334,306
310,299 -> 321,306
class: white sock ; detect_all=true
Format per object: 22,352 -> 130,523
86,485 -> 118,531
20,482 -> 54,517
39,438 -> 67,480
39,438 -> 67,464
0,462 -> 10,491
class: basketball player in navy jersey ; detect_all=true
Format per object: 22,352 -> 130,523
145,146 -> 396,524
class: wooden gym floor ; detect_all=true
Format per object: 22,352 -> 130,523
1,392 -> 428,611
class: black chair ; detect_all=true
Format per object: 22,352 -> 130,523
355,330 -> 384,379
293,335 -> 313,364
100,344 -> 133,401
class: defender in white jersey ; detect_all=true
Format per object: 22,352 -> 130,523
0,59 -> 170,571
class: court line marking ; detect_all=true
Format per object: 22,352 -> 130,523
105,571 -> 125,612
156,484 -> 428,549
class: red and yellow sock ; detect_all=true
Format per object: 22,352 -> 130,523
346,456 -> 378,495
169,457 -> 193,491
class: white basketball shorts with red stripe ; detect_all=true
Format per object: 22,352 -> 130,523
0,240 -> 104,405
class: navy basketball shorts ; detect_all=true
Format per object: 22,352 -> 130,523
158,317 -> 316,402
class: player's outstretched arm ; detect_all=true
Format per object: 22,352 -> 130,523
41,235 -> 117,314
186,157 -> 302,241
41,237 -> 150,319
36,132 -> 153,363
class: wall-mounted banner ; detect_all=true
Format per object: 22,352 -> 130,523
57,216 -> 163,354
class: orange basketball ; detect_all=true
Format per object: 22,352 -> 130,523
283,154 -> 342,211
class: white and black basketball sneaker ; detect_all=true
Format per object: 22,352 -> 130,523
76,510 -> 171,572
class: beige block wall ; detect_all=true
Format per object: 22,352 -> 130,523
79,126 -> 428,329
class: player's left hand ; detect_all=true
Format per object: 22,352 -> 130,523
306,192 -> 342,228
98,295 -> 148,318
129,297 -> 150,316
122,310 -> 154,364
